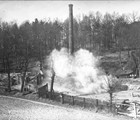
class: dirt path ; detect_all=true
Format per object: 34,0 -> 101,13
0,95 -> 130,120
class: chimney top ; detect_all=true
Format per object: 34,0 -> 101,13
69,4 -> 73,7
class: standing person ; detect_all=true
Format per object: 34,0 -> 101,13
11,76 -> 16,86
26,74 -> 30,84
37,69 -> 43,85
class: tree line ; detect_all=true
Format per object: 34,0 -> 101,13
0,12 -> 140,91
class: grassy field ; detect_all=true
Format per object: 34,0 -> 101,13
0,95 -> 133,120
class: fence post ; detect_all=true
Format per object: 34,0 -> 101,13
114,104 -> 118,115
96,99 -> 98,107
83,98 -> 86,108
61,93 -> 64,104
95,99 -> 99,112
112,104 -> 117,115
133,102 -> 137,119
72,96 -> 74,105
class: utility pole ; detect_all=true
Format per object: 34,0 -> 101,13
69,4 -> 74,55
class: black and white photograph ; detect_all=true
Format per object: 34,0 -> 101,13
0,1 -> 140,120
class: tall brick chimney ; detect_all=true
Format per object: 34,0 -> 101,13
69,4 -> 74,54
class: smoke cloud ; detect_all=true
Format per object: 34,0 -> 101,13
47,48 -> 108,94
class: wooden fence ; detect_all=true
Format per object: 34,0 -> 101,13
51,92 -> 140,119
37,87 -> 140,119
116,102 -> 140,119
46,92 -> 114,113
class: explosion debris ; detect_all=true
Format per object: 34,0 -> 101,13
48,48 -> 108,94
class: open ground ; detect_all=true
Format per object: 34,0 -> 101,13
0,95 -> 132,120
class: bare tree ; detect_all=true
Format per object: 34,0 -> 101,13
19,21 -> 33,92
128,11 -> 140,23
1,22 -> 16,92
104,75 -> 122,112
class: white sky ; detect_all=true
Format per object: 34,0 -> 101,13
0,1 -> 140,25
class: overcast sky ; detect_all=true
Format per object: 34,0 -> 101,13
0,1 -> 140,25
